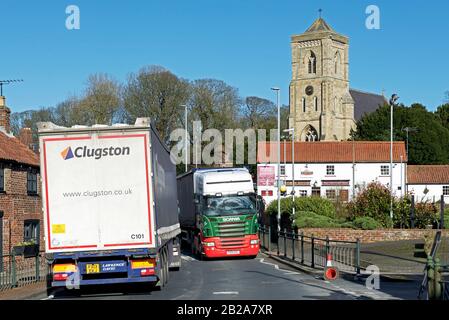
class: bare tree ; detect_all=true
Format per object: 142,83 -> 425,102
189,79 -> 241,132
123,66 -> 190,140
77,73 -> 121,125
241,96 -> 276,129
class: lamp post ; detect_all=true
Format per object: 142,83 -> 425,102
181,105 -> 188,172
271,87 -> 281,232
283,128 -> 295,219
389,94 -> 399,219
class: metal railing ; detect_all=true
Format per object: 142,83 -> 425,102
0,252 -> 48,292
259,226 -> 361,274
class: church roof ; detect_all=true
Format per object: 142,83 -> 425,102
350,89 -> 387,121
305,18 -> 335,33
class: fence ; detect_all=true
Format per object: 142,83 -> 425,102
259,225 -> 361,274
0,252 -> 48,292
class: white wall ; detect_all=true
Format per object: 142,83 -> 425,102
407,184 -> 449,203
257,161 -> 406,205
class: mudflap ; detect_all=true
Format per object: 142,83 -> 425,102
169,237 -> 182,271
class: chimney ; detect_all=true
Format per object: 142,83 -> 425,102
19,127 -> 33,149
0,96 -> 11,134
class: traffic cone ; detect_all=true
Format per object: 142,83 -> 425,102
324,254 -> 339,281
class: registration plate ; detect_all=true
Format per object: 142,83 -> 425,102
86,264 -> 100,274
226,250 -> 240,255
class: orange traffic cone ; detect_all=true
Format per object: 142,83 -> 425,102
324,254 -> 339,281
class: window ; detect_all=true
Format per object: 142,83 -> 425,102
443,186 -> 449,196
300,190 -> 307,197
308,51 -> 317,74
334,51 -> 341,75
326,165 -> 335,175
380,165 -> 390,176
280,165 -> 286,175
0,166 -> 4,192
27,170 -> 38,195
311,187 -> 321,197
314,97 -> 318,112
326,189 -> 337,200
24,220 -> 40,243
302,97 -> 306,112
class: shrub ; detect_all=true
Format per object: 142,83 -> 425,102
266,196 -> 336,219
348,182 -> 393,228
295,197 -> 336,218
414,202 -> 438,229
293,211 -> 340,228
393,196 -> 412,228
351,217 -> 383,230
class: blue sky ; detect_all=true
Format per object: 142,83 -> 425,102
1,0 -> 449,113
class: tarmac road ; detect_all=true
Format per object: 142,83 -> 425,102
30,252 -> 420,300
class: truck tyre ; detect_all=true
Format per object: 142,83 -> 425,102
163,248 -> 170,285
157,252 -> 166,289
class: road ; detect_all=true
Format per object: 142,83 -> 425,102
31,252 -> 419,300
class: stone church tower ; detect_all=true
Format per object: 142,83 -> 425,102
289,18 -> 355,141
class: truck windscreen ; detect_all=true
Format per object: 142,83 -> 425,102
203,196 -> 256,216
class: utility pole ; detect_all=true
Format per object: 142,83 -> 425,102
389,94 -> 399,219
271,87 -> 281,232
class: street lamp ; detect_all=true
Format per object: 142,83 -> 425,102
271,87 -> 281,232
389,94 -> 399,219
283,128 -> 295,219
181,104 -> 188,173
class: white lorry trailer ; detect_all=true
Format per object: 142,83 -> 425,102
37,118 -> 181,294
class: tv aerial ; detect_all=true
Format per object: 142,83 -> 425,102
0,79 -> 24,96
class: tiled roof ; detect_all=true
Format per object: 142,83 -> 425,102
0,131 -> 39,167
257,141 -> 407,164
350,89 -> 387,121
407,165 -> 449,185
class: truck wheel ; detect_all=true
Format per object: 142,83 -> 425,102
158,252 -> 166,289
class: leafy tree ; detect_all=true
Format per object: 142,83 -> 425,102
435,103 -> 449,131
352,103 -> 449,164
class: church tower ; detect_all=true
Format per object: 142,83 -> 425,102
289,17 -> 355,141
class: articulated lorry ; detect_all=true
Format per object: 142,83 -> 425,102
177,168 -> 259,259
37,118 -> 181,295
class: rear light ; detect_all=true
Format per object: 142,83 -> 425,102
53,273 -> 70,281
140,268 -> 155,276
131,258 -> 156,269
53,263 -> 77,273
250,239 -> 259,245
202,242 -> 215,247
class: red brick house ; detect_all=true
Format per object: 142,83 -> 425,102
0,96 -> 42,262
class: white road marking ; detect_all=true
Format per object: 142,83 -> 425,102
213,291 -> 239,295
41,295 -> 54,300
181,255 -> 195,262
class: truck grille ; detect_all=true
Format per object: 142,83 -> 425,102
218,238 -> 246,248
217,222 -> 245,238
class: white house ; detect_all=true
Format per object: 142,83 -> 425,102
257,141 -> 407,204
407,165 -> 449,203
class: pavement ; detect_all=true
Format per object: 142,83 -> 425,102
1,251 -> 420,301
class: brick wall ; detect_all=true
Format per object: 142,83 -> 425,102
0,163 -> 43,257
297,228 -> 449,243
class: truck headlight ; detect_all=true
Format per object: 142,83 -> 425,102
250,239 -> 259,245
202,242 -> 215,247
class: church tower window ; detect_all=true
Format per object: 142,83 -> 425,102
308,51 -> 317,74
302,97 -> 306,112
314,97 -> 318,111
334,51 -> 341,75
